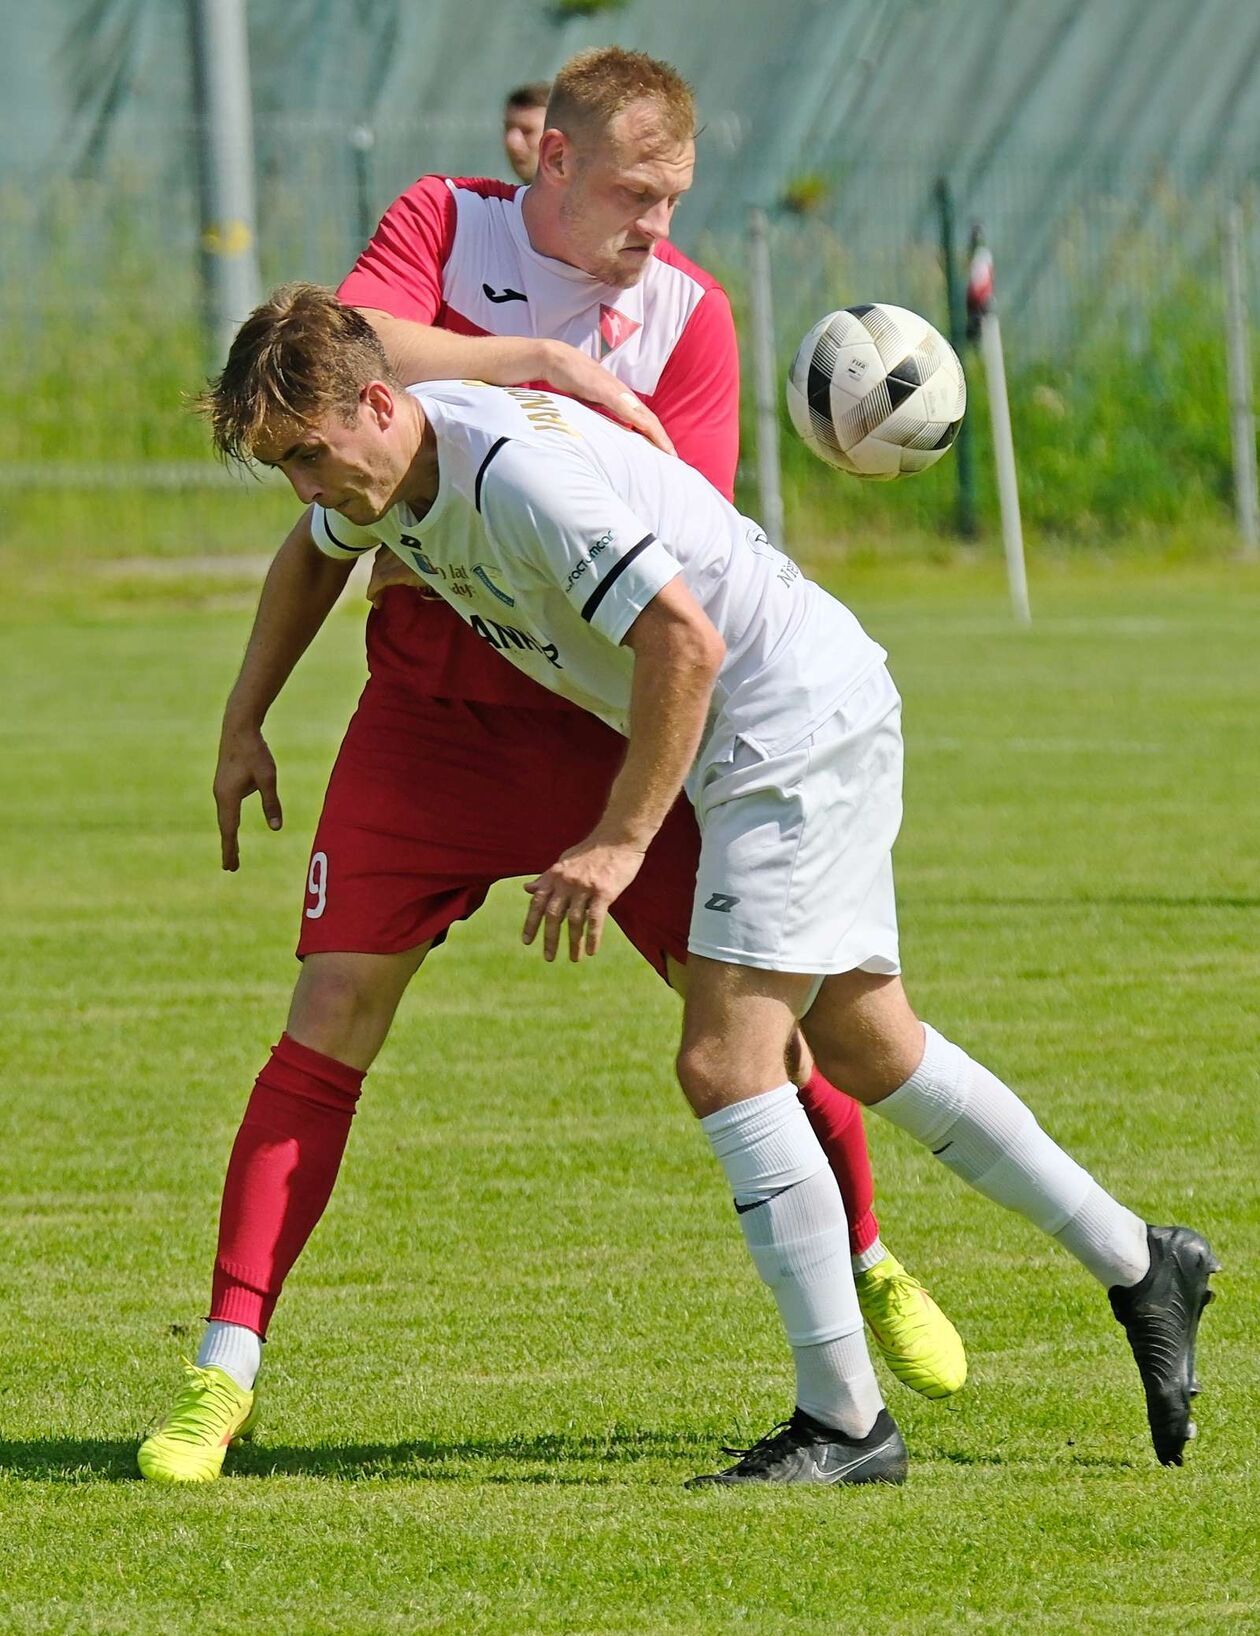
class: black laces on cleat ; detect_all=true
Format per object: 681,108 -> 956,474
716,1417 -> 804,1476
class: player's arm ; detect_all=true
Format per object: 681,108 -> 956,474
214,509 -> 360,870
523,576 -> 724,962
358,311 -> 673,456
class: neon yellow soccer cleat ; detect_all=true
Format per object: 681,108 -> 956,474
137,1363 -> 258,1483
855,1253 -> 968,1400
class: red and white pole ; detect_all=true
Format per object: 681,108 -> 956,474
968,229 -> 1031,626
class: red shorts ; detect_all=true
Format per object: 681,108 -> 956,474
296,677 -> 699,978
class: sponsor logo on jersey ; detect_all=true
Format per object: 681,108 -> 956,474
399,533 -> 441,577
472,563 -> 516,606
482,283 -> 528,304
469,613 -> 562,669
704,892 -> 740,913
599,304 -> 641,358
503,387 -> 579,437
744,525 -> 801,587
562,530 -> 614,593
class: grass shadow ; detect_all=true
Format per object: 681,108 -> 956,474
0,1438 -> 139,1483
0,1430 -> 1145,1487
0,1427 -> 711,1486
231,1427 -> 711,1484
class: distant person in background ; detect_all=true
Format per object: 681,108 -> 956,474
502,81 -> 550,182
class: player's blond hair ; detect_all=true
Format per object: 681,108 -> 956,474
201,282 -> 398,465
547,46 -> 695,150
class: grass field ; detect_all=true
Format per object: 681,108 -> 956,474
0,522 -> 1256,1633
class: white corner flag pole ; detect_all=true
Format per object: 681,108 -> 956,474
1222,200 -> 1260,559
980,310 -> 1031,625
967,234 -> 1031,626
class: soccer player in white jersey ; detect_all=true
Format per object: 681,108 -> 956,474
203,285 -> 1219,1485
138,47 -> 965,1490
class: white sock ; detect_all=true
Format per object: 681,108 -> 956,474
852,1234 -> 888,1276
197,1320 -> 262,1392
701,1083 -> 883,1436
875,1025 -> 1150,1288
794,1330 -> 886,1432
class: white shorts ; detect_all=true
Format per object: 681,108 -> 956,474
688,664 -> 903,979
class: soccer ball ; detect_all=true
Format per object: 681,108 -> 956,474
786,304 -> 966,480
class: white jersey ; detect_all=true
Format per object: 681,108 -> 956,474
312,382 -> 886,761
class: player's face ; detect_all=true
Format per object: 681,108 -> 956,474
258,397 -> 403,524
503,103 -> 545,183
554,102 -> 694,287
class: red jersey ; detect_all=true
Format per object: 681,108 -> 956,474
337,175 -> 740,705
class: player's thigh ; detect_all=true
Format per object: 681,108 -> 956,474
665,953 -> 816,1085
287,944 -> 433,1071
676,954 -> 816,1115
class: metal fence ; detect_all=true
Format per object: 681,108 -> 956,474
2,123 -> 1257,540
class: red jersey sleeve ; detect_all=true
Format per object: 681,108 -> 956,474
336,176 -> 457,323
648,285 -> 740,500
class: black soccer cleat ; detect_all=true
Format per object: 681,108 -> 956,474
1109,1224 -> 1220,1467
687,1406 -> 908,1488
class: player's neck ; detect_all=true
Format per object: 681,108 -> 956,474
393,398 -> 440,517
519,184 -> 573,268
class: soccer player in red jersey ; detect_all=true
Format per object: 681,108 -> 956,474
139,49 -> 963,1483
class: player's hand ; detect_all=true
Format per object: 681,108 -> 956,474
523,838 -> 646,963
539,340 -> 676,457
214,720 -> 283,871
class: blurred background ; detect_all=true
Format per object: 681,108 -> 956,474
3,0 -> 1259,553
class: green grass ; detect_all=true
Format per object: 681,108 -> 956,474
0,536 -> 1257,1633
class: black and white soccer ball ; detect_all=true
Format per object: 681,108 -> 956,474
786,304 -> 966,480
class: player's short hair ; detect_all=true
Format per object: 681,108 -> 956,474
202,282 -> 397,465
547,47 -> 695,150
504,80 -> 551,112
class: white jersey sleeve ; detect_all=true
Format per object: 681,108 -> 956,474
477,440 -> 683,645
310,506 -> 382,560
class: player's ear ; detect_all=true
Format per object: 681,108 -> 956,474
535,128 -> 569,184
361,380 -> 396,429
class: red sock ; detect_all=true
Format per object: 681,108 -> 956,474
209,1033 -> 365,1337
796,1068 -> 880,1258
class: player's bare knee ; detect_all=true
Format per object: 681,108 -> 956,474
676,1036 -> 796,1115
675,1038 -> 735,1115
286,951 -> 419,1065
